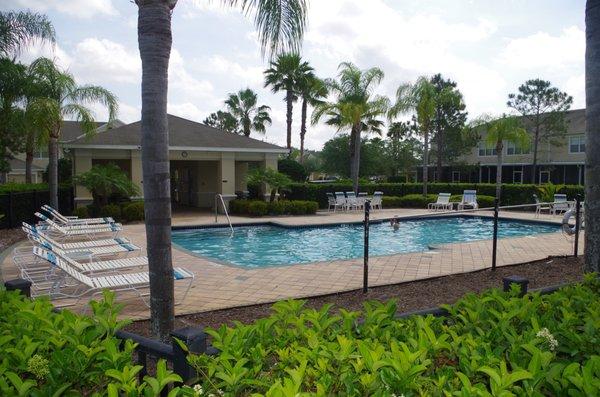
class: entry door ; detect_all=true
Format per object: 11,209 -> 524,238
539,170 -> 550,184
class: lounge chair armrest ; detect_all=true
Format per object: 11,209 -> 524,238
66,216 -> 79,219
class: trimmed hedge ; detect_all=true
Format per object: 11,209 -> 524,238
122,201 -> 145,222
382,194 -> 497,209
230,199 -> 319,217
99,204 -> 122,222
286,182 -> 585,208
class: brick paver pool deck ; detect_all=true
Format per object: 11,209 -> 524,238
0,208 -> 579,319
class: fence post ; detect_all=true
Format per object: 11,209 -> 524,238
363,200 -> 370,293
6,191 -> 13,228
491,198 -> 499,271
574,195 -> 582,257
171,326 -> 207,383
4,279 -> 32,297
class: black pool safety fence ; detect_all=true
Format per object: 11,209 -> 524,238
0,188 -> 75,229
361,195 -> 584,293
3,274 -> 591,394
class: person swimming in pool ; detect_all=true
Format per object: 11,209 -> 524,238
390,216 -> 400,230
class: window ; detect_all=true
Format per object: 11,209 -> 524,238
506,141 -> 530,155
513,170 -> 523,184
478,143 -> 497,156
539,170 -> 550,184
452,171 -> 460,182
34,149 -> 48,159
569,135 -> 585,153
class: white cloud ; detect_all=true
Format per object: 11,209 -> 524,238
70,38 -> 141,84
565,73 -> 585,109
500,26 -> 584,69
7,0 -> 118,18
194,55 -> 264,86
167,102 -> 208,122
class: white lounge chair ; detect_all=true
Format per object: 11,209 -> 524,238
428,193 -> 452,211
23,222 -> 133,248
22,223 -> 140,259
371,191 -> 383,210
552,194 -> 570,215
31,246 -> 193,307
533,194 -> 552,217
457,190 -> 479,210
41,204 -> 114,226
35,212 -> 121,239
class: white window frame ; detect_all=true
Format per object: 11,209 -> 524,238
513,170 -> 523,184
539,170 -> 550,184
569,135 -> 585,153
506,141 -> 530,156
34,149 -> 48,159
452,171 -> 460,182
478,143 -> 497,157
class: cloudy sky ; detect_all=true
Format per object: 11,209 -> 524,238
3,0 -> 585,150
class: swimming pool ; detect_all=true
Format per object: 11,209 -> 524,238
171,216 -> 560,268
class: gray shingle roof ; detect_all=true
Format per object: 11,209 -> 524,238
60,120 -> 106,142
9,158 -> 44,171
64,114 -> 287,152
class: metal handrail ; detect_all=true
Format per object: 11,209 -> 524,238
215,194 -> 234,233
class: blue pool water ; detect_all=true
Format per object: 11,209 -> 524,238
172,217 -> 560,268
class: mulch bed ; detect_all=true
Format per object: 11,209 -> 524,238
125,255 -> 584,338
0,228 -> 24,253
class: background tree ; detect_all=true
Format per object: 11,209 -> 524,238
390,76 -> 450,196
297,74 -> 327,163
277,157 -> 307,181
203,110 -> 240,134
0,10 -> 55,57
320,135 -> 389,179
74,164 -> 140,207
134,0 -> 308,340
386,120 -> 421,181
429,74 -> 469,181
507,79 -> 573,183
470,115 -> 529,200
27,57 -> 117,208
313,62 -> 389,192
224,88 -> 271,137
247,167 -> 292,202
585,0 -> 600,273
264,53 -> 313,151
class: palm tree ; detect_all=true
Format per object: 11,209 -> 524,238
224,88 -> 272,137
390,76 -> 457,196
297,74 -> 327,163
312,62 -> 389,193
264,53 -> 313,151
470,115 -> 529,200
27,57 -> 118,208
203,110 -> 240,134
134,0 -> 308,340
585,0 -> 600,273
0,10 -> 55,57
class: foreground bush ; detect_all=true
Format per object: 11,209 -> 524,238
121,201 -> 145,222
230,199 -> 319,216
0,289 -> 193,396
189,275 -> 600,396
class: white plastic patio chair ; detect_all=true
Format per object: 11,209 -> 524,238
532,194 -> 551,217
334,192 -> 347,211
552,194 -> 570,215
327,193 -> 344,212
457,190 -> 478,210
428,193 -> 452,211
345,191 -> 360,210
371,191 -> 383,210
31,246 -> 193,307
35,212 -> 121,239
41,205 -> 115,226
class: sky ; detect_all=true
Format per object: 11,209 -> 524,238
3,0 -> 586,150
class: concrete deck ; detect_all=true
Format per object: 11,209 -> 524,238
1,208 -> 578,319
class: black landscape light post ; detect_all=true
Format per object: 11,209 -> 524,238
363,200 -> 370,293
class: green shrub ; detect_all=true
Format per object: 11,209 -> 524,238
72,206 -> 89,219
0,289 -> 191,396
188,275 -> 600,396
397,194 -> 438,208
0,183 -> 49,194
303,200 -> 318,214
99,204 -> 122,222
248,200 -> 269,216
229,199 -> 251,215
382,196 -> 403,208
287,200 -> 308,215
268,200 -> 285,215
122,201 -> 145,222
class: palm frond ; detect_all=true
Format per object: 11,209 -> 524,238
61,103 -> 97,137
67,85 -> 118,122
0,11 -> 55,57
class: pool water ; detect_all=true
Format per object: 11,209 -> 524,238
171,217 -> 559,268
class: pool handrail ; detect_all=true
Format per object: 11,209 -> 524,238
215,194 -> 234,233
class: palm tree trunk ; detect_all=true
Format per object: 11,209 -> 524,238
436,121 -> 443,182
48,135 -> 59,208
585,0 -> 600,273
286,89 -> 293,152
137,0 -> 175,341
495,141 -> 503,201
350,124 -> 361,193
299,98 -> 307,164
422,129 -> 429,197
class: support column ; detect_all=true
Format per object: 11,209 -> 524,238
73,149 -> 93,206
131,150 -> 143,199
218,153 -> 236,213
235,162 -> 248,192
